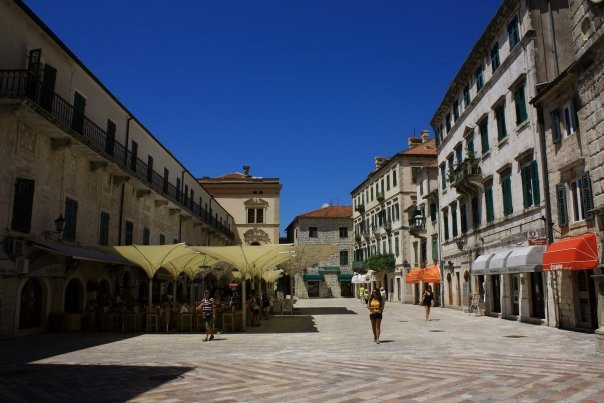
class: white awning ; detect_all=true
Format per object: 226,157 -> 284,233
488,250 -> 513,275
504,246 -> 544,273
472,253 -> 494,275
33,239 -> 131,266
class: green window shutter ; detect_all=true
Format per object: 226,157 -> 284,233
531,160 -> 540,205
460,203 -> 467,234
502,175 -> 513,216
521,166 -> 531,208
443,212 -> 449,240
514,84 -> 527,124
496,106 -> 507,140
471,195 -> 480,229
63,198 -> 78,242
99,212 -> 110,246
431,237 -> 438,260
485,186 -> 494,223
480,120 -> 489,153
580,172 -> 594,220
551,109 -> 561,143
452,208 -> 458,237
556,183 -> 568,227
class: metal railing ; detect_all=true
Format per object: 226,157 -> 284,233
0,70 -> 234,240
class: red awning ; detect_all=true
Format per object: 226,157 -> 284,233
421,265 -> 441,283
543,233 -> 599,271
405,268 -> 422,284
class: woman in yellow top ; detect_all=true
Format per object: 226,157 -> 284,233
368,288 -> 384,344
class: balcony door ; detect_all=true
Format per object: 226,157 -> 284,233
40,64 -> 56,112
71,91 -> 86,134
307,281 -> 320,298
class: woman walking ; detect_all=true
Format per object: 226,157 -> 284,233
422,285 -> 434,321
368,289 -> 384,344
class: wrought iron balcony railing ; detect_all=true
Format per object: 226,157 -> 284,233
448,157 -> 483,196
0,70 -> 234,240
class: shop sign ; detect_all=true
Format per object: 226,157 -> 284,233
529,238 -> 547,246
29,265 -> 65,277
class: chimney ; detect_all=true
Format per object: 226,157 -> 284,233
408,137 -> 423,148
374,156 -> 385,170
420,129 -> 430,143
243,165 -> 250,177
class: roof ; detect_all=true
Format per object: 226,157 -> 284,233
299,206 -> 352,219
199,172 -> 280,183
399,139 -> 437,157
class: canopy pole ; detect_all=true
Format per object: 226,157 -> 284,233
241,280 -> 246,331
190,280 -> 194,305
147,277 -> 153,332
173,278 -> 177,309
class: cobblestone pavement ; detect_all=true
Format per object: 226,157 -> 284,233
0,298 -> 603,402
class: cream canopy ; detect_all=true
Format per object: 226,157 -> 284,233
262,269 -> 284,283
111,243 -> 192,279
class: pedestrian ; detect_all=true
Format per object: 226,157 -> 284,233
368,288 -> 384,344
262,292 -> 271,319
422,285 -> 434,321
363,288 -> 370,307
359,285 -> 365,305
380,287 -> 387,303
197,290 -> 215,341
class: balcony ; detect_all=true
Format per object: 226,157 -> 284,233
449,156 -> 483,196
408,210 -> 426,237
376,192 -> 385,203
354,233 -> 362,243
352,260 -> 367,270
362,230 -> 371,240
355,204 -> 365,214
0,70 -> 234,240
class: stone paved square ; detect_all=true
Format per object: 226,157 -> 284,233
0,298 -> 602,402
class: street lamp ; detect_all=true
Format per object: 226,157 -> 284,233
54,214 -> 66,233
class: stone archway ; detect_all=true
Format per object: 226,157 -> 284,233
243,228 -> 270,245
18,278 -> 44,329
64,278 -> 84,313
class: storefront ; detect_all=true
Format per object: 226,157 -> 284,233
472,246 -> 545,323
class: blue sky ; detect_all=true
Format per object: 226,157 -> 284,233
24,0 -> 501,235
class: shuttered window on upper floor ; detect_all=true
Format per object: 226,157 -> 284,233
11,178 -> 35,233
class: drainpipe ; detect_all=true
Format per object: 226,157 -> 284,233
547,0 -> 560,77
208,198 -> 213,246
117,117 -> 133,245
179,170 -> 184,243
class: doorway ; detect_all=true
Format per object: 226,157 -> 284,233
576,269 -> 597,329
455,272 -> 461,306
64,278 -> 83,313
530,272 -> 545,319
396,278 -> 401,301
512,274 -> 519,316
492,275 -> 501,313
340,281 -> 353,297
447,273 -> 452,305
19,278 -> 44,329
307,281 -> 320,298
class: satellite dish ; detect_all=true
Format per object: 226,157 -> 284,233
321,203 -> 330,208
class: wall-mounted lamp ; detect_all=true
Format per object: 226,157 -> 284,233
54,214 -> 66,233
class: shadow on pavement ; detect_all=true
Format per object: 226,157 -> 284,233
0,363 -> 194,401
244,315 -> 318,333
0,333 -> 139,369
293,307 -> 357,315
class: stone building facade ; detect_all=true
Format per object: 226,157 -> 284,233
285,206 -> 353,298
432,0 -> 574,323
407,161 -> 441,306
531,0 -> 604,349
199,166 -> 281,246
0,0 -> 234,338
351,131 -> 436,303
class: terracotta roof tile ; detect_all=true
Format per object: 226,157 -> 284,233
400,139 -> 437,156
298,205 -> 352,219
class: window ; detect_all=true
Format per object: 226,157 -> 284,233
395,236 -> 400,256
247,208 -> 264,223
430,203 -> 437,222
451,205 -> 458,237
521,161 -> 540,208
159,234 -> 165,245
392,169 -> 397,186
490,42 -> 500,72
411,167 -> 421,182
460,203 -> 468,234
485,183 -> 495,223
563,100 -> 578,136
163,168 -> 169,193
480,118 -> 489,153
72,91 -> 86,134
551,108 -> 562,143
419,181 -> 424,196
463,84 -> 471,107
453,100 -> 460,120
309,227 -> 318,238
508,15 -> 520,50
143,227 -> 150,245
475,64 -> 484,92
125,221 -> 134,245
176,178 -> 181,201
184,184 -> 188,205
440,164 -> 447,190
570,179 -> 585,223
455,144 -> 462,165
446,113 -> 452,132
501,173 -> 513,216
63,197 -> 78,242
471,195 -> 480,229
147,155 -> 153,182
443,209 -> 450,240
11,178 -> 35,233
386,174 -> 390,191
130,140 -> 138,172
495,104 -> 507,140
413,242 -> 418,265
99,212 -> 109,246
394,203 -> 400,221
447,155 -> 454,176
105,120 -> 116,156
431,237 -> 438,260
380,179 -> 384,193
513,82 -> 527,124
339,250 -> 349,266
370,186 -> 374,201
560,173 -> 594,224
466,135 -> 474,157
339,227 -> 348,238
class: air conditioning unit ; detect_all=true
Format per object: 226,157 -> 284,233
15,257 -> 29,274
8,239 -> 27,257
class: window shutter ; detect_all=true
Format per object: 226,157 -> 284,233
521,166 -> 530,208
502,175 -> 513,216
11,179 -> 35,233
572,94 -> 581,132
551,109 -> 561,143
556,183 -> 568,227
460,204 -> 467,234
580,172 -> 594,220
485,186 -> 494,223
531,160 -> 540,205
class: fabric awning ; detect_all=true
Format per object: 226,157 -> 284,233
338,273 -> 353,281
543,233 -> 599,271
506,246 -> 544,273
421,265 -> 441,283
405,268 -> 421,284
303,274 -> 324,281
488,250 -> 513,274
472,253 -> 494,275
32,239 -> 131,266
110,243 -> 191,279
